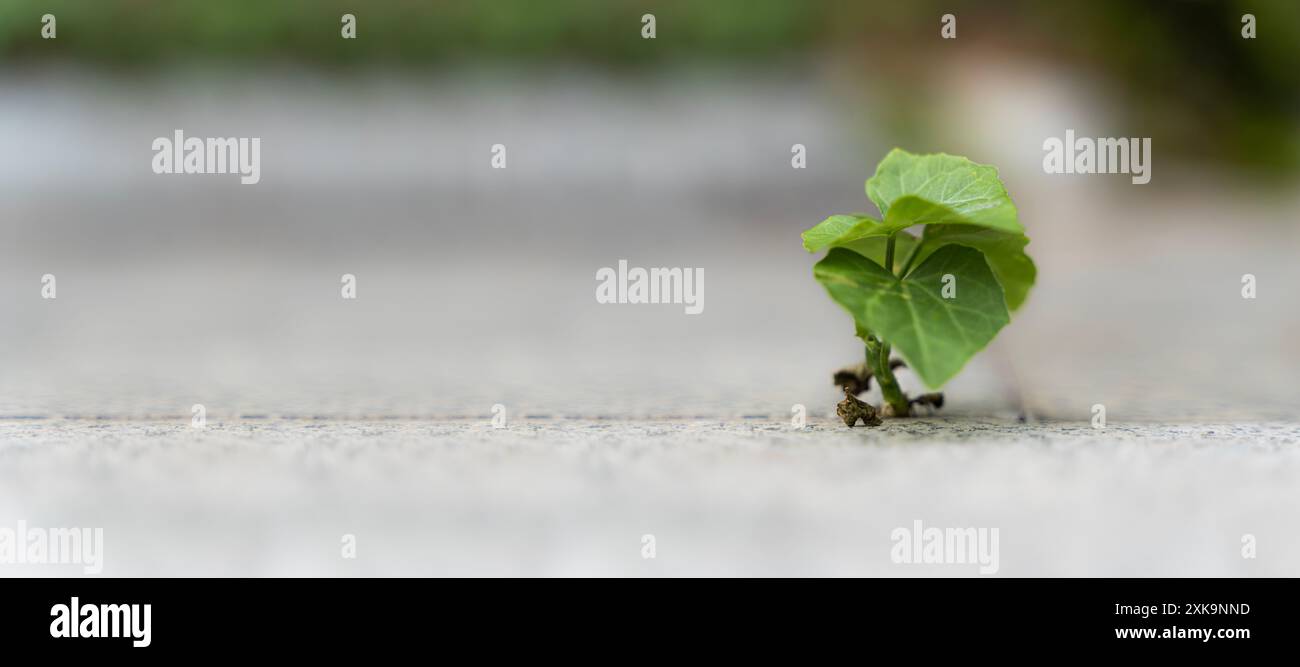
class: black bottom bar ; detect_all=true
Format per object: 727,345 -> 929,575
0,578 -> 1288,656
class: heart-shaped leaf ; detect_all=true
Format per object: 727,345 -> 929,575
813,244 -> 1010,388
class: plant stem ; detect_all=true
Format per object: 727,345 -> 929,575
865,335 -> 909,417
866,239 -> 908,417
876,342 -> 909,416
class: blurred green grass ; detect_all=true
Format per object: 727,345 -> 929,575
0,0 -> 827,66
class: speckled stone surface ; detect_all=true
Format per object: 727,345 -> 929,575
2,418 -> 1296,576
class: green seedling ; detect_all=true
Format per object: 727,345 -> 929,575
803,149 -> 1035,423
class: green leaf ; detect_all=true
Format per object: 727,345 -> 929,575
801,215 -> 918,275
865,149 -> 1023,235
906,225 -> 1036,311
801,214 -> 878,252
813,244 -> 1010,388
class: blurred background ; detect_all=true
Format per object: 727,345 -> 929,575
1,1 -> 1299,576
2,0 -> 1298,421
